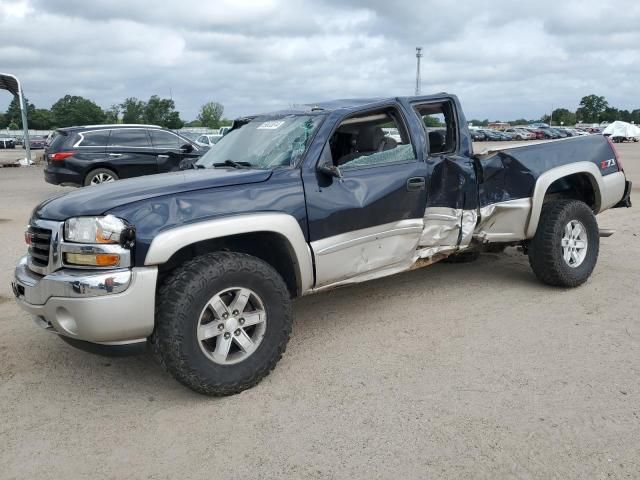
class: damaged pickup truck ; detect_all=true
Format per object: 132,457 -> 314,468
13,94 -> 632,395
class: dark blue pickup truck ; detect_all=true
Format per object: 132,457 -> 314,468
13,94 -> 632,395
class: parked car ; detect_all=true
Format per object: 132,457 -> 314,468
548,128 -> 568,138
196,134 -> 223,147
504,128 -> 535,140
478,129 -> 503,141
0,135 -> 16,149
43,124 -> 205,186
27,135 -> 47,149
13,94 -> 632,396
218,126 -> 231,136
522,127 -> 545,140
470,129 -> 486,141
173,131 -> 197,142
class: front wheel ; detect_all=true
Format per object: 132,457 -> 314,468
153,252 -> 293,396
84,168 -> 119,186
528,200 -> 599,287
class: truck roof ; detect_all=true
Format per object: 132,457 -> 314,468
248,93 -> 454,117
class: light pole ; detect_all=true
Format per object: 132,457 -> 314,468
415,47 -> 423,96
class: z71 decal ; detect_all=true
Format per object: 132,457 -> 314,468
600,158 -> 616,169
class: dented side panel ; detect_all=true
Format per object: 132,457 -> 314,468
477,135 -> 618,208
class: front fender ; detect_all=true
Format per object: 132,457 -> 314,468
144,212 -> 314,293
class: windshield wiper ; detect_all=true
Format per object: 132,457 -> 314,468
212,159 -> 252,169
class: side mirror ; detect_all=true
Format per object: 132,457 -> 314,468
317,164 -> 342,178
181,143 -> 194,153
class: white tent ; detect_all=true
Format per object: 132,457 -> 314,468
603,121 -> 640,139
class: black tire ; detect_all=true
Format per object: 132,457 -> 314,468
83,168 -> 119,186
442,250 -> 480,263
528,200 -> 599,287
154,252 -> 293,396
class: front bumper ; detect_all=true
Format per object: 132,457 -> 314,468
12,256 -> 157,344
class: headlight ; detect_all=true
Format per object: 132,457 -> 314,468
64,215 -> 135,247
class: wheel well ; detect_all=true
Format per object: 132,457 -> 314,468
83,164 -> 120,179
544,173 -> 599,211
157,231 -> 301,298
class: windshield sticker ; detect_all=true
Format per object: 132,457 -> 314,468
257,120 -> 285,130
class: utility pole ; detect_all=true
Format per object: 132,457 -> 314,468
415,47 -> 423,96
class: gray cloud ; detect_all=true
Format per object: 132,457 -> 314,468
1,0 -> 639,121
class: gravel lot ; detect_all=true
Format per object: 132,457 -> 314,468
1,142 -> 639,479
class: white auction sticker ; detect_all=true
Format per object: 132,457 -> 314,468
257,120 -> 285,130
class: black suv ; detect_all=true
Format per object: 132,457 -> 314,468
44,124 -> 205,186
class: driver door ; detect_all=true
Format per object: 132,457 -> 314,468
149,129 -> 200,173
302,106 -> 428,288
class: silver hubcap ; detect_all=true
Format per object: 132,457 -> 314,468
197,287 -> 267,365
90,173 -> 115,185
561,220 -> 588,268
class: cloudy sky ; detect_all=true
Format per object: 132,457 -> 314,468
1,0 -> 639,121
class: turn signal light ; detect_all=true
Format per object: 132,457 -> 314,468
49,152 -> 75,161
65,253 -> 120,267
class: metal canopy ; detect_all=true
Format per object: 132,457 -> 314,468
0,72 -> 31,163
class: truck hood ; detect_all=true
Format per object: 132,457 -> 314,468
33,168 -> 272,221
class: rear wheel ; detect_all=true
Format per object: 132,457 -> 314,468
84,168 -> 118,186
154,252 -> 293,396
528,200 -> 599,287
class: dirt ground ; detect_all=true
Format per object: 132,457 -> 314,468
0,142 -> 639,479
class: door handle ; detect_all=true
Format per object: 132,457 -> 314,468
157,155 -> 169,159
108,153 -> 122,157
406,177 -> 426,191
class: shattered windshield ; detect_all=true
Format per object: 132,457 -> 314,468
196,114 -> 324,169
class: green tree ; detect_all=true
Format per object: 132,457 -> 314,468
30,108 -> 55,129
120,97 -> 146,123
197,101 -> 224,128
0,112 -> 6,128
104,104 -> 120,124
468,118 -> 489,127
423,115 -> 443,127
600,106 -> 620,123
51,95 -> 105,127
143,95 -> 183,128
550,108 -> 576,126
4,96 -> 35,128
576,94 -> 608,123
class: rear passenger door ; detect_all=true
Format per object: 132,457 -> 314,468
106,128 -> 157,179
149,130 -> 200,172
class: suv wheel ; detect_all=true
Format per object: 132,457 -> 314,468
528,200 -> 599,287
153,252 -> 293,396
84,168 -> 118,186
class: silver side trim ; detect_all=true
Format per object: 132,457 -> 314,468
600,171 -> 626,212
419,207 -> 478,248
145,213 -> 314,294
526,162 -> 604,238
314,223 -> 423,256
474,198 -> 532,242
311,219 -> 423,288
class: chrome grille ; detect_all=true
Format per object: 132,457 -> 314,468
27,226 -> 52,268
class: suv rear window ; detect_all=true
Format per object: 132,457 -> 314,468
108,129 -> 150,147
48,130 -> 69,151
75,130 -> 110,147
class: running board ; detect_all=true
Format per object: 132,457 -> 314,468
599,229 -> 615,238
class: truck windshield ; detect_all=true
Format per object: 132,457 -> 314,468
196,114 -> 324,169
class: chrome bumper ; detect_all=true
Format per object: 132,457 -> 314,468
12,256 -> 158,344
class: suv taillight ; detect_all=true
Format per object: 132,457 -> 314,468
48,151 -> 75,161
